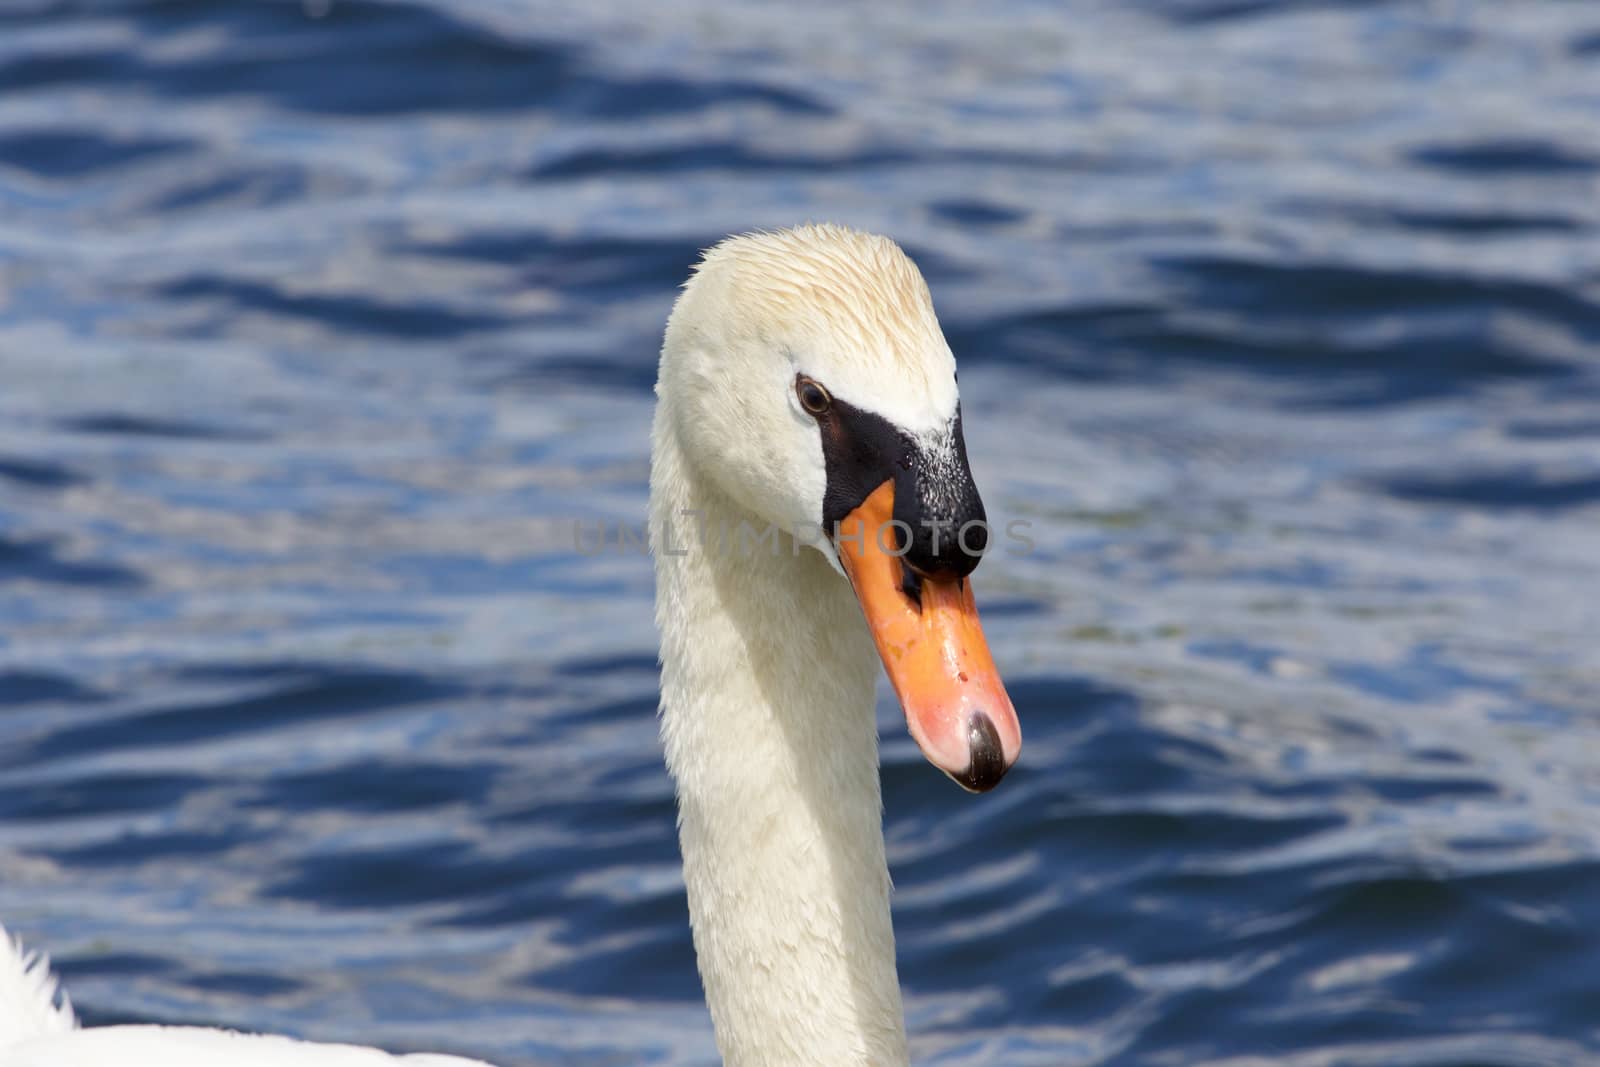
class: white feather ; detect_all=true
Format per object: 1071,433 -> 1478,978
0,924 -> 77,1048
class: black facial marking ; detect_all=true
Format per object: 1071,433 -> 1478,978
900,561 -> 925,608
803,373 -> 988,582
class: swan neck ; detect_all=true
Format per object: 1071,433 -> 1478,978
651,419 -> 909,1067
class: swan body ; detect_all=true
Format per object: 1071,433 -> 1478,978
1,224 -> 1020,1067
0,927 -> 491,1067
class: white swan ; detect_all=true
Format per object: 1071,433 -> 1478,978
0,223 -> 1022,1067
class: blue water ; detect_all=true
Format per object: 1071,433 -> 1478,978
2,1 -> 1599,1063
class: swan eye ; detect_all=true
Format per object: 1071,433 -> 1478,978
797,377 -> 832,416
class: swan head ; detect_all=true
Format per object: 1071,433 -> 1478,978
658,223 -> 1021,791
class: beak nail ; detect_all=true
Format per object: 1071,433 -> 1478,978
951,712 -> 1008,793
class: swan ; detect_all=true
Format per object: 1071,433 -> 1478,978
0,223 -> 1022,1066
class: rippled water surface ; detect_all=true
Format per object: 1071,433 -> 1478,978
3,1 -> 1600,1063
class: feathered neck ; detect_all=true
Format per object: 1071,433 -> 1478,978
649,405 -> 909,1066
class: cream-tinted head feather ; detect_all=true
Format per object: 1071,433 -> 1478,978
675,223 -> 959,436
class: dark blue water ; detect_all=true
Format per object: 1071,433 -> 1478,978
3,1 -> 1600,1063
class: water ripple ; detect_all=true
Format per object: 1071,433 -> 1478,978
3,0 -> 1600,1064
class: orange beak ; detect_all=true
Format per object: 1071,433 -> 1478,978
835,481 -> 1021,792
